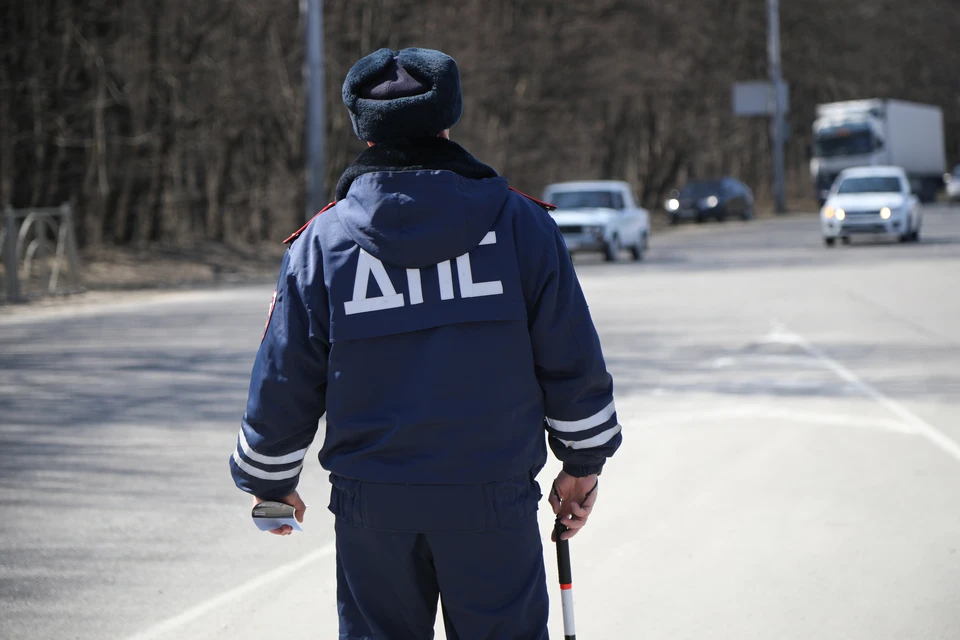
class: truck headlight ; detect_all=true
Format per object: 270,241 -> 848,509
880,207 -> 891,220
666,199 -> 679,211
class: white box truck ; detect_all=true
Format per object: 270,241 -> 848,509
810,99 -> 946,203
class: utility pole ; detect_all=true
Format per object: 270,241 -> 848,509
768,0 -> 787,213
304,0 -> 326,220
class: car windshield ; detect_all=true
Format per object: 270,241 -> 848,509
550,191 -> 617,209
679,181 -> 723,198
835,176 -> 902,194
815,125 -> 874,158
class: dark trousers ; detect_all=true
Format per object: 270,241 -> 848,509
329,473 -> 549,640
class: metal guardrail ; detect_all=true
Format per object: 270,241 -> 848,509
1,204 -> 82,303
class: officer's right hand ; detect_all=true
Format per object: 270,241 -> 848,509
252,490 -> 307,536
548,471 -> 599,541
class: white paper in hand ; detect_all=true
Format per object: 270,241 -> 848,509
251,501 -> 303,532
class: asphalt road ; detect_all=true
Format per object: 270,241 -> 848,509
1,207 -> 959,640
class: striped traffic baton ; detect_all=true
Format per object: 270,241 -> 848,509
554,519 -> 576,640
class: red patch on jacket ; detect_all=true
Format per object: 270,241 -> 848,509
509,187 -> 557,211
284,201 -> 337,245
262,289 -> 278,341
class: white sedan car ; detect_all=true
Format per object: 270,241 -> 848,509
820,166 -> 922,246
542,180 -> 650,261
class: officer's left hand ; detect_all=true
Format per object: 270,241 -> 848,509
549,471 -> 599,541
252,490 -> 307,536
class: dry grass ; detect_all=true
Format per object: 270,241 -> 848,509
79,242 -> 287,291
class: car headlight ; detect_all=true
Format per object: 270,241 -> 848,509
666,199 -> 679,211
823,206 -> 835,219
701,196 -> 719,208
836,208 -> 846,221
880,207 -> 892,220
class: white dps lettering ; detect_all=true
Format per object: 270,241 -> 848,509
344,232 -> 502,316
458,232 -> 503,298
343,250 -> 404,315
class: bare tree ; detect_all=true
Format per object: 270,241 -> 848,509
2,0 -> 958,249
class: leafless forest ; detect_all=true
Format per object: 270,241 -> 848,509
3,0 -> 958,248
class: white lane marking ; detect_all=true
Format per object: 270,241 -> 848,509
767,325 -> 960,463
705,354 -> 825,369
121,542 -> 335,640
633,405 -> 911,434
709,356 -> 737,369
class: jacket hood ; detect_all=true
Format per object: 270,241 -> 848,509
334,138 -> 509,269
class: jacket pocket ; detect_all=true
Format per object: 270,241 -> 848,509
491,473 -> 542,529
327,474 -> 364,526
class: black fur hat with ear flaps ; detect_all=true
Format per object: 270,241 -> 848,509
342,48 -> 463,143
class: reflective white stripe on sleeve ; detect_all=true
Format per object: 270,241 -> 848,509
546,400 -> 617,433
237,429 -> 309,466
232,451 -> 304,481
555,424 -> 621,450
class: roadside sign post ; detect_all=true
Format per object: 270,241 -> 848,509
732,0 -> 789,214
3,206 -> 21,302
768,0 -> 787,214
303,0 -> 326,220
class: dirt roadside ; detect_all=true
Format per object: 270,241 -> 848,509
0,241 -> 285,318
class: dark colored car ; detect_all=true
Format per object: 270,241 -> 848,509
665,178 -> 754,224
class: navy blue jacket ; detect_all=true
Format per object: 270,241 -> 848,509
230,139 -> 620,501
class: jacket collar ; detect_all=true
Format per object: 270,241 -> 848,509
335,137 -> 498,200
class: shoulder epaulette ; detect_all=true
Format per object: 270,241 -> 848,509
509,187 -> 557,211
284,201 -> 337,245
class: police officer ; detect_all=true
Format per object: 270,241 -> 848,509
230,47 -> 621,639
